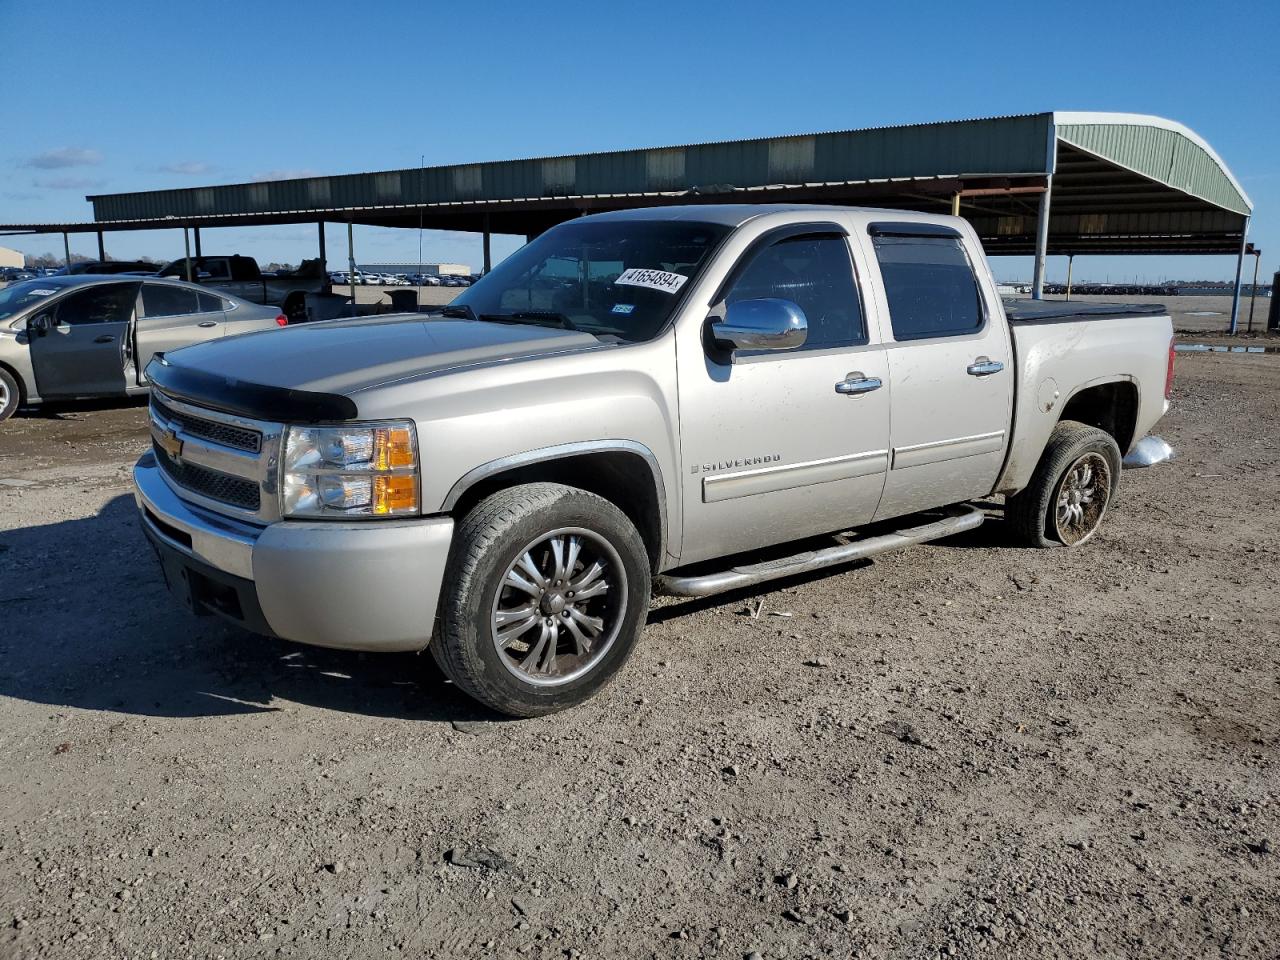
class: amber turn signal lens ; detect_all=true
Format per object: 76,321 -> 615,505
375,427 -> 416,470
372,475 -> 417,515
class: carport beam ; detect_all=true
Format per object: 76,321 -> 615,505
1031,182 -> 1052,300
96,231 -> 105,261
62,232 -> 71,270
1228,222 -> 1248,335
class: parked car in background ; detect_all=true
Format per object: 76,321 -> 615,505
53,260 -> 160,276
157,255 -> 328,321
132,204 -> 1175,717
0,275 -> 286,420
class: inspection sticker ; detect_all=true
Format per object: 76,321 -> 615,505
614,268 -> 688,294
31,289 -> 57,296
611,303 -> 636,315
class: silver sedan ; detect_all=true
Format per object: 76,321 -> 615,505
0,275 -> 287,420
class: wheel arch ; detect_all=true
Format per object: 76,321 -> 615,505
1058,377 -> 1140,454
442,441 -> 668,571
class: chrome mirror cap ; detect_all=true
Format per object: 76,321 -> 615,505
712,298 -> 808,352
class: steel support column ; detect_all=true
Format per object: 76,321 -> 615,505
1228,220 -> 1249,335
950,193 -> 960,218
317,221 -> 327,270
96,231 -> 105,260
1065,254 -> 1074,301
483,213 -> 492,274
183,227 -> 192,282
62,231 -> 71,269
1246,245 -> 1261,333
347,221 -> 357,317
193,226 -> 202,258
1031,180 -> 1052,300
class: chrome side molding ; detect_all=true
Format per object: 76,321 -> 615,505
654,504 -> 984,598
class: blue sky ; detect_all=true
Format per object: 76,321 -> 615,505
2,0 -> 1276,283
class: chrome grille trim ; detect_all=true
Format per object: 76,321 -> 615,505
148,389 -> 284,523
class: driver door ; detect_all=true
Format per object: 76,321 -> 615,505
29,282 -> 138,398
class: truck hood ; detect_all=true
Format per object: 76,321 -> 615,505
162,315 -> 602,399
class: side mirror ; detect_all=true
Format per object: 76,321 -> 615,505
28,314 -> 50,337
710,298 -> 808,352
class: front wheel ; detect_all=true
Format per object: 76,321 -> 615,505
432,483 -> 651,717
1006,421 -> 1122,548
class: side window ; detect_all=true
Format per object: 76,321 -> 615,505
55,284 -> 138,326
197,291 -> 225,313
725,234 -> 864,350
871,235 -> 983,340
228,258 -> 258,281
142,284 -> 200,318
201,260 -> 232,281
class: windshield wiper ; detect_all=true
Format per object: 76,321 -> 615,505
438,304 -> 476,320
493,310 -> 579,331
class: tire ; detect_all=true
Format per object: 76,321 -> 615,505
0,367 -> 20,422
1006,420 -> 1122,548
432,482 -> 651,717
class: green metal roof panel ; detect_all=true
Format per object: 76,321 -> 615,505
1055,116 -> 1251,216
87,114 -> 1055,223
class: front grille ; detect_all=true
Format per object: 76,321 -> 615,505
154,442 -> 262,511
152,395 -> 261,453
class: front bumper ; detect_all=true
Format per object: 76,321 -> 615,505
134,453 -> 453,652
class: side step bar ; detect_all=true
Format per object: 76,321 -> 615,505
654,504 -> 985,598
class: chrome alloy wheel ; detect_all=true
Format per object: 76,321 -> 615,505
1054,452 -> 1112,546
0,379 -> 8,411
490,527 -> 627,686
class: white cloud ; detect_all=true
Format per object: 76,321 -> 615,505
23,147 -> 102,169
34,176 -> 106,190
251,169 -> 321,182
158,160 -> 214,175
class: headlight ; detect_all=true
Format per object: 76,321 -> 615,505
281,421 -> 419,518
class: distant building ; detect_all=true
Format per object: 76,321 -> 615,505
0,246 -> 23,269
356,262 -> 471,276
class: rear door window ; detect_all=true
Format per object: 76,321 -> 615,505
871,235 -> 984,340
197,291 -> 226,312
142,284 -> 200,318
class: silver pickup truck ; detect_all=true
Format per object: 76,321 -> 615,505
133,205 -> 1174,716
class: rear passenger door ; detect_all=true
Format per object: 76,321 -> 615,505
136,283 -> 224,376
863,221 -> 1013,521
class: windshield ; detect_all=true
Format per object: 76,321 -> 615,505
452,219 -> 730,341
0,278 -> 76,324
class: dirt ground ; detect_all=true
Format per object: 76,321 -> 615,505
0,328 -> 1277,959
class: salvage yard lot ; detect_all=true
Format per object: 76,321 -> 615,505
0,344 -> 1277,958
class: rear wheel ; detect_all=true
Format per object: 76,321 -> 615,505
0,368 -> 21,421
432,483 -> 650,717
1006,421 -> 1121,548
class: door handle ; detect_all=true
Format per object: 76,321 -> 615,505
197,321 -> 217,328
835,374 -> 883,396
93,334 -> 115,344
967,357 -> 1004,377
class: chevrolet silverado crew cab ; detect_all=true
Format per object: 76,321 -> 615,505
133,205 -> 1175,716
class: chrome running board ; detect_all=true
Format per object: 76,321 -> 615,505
654,505 -> 985,598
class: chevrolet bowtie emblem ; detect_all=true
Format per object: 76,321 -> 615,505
156,427 -> 183,461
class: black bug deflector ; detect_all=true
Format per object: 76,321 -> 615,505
145,355 -> 358,423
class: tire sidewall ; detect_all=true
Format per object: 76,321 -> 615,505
0,369 -> 19,421
445,489 -> 649,714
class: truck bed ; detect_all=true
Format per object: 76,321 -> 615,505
1003,299 -> 1167,324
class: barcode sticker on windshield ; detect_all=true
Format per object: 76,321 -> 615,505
615,268 -> 688,294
